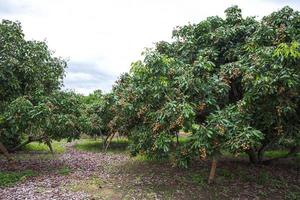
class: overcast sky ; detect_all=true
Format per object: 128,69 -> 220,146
1,0 -> 300,95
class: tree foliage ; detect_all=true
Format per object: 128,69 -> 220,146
104,6 -> 300,166
0,20 -> 81,154
79,90 -> 107,138
0,20 -> 66,105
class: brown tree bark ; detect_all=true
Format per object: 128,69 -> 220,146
10,139 -> 31,152
9,136 -> 34,152
104,133 -> 115,152
208,157 -> 217,184
45,140 -> 54,155
9,136 -> 46,153
247,148 -> 261,164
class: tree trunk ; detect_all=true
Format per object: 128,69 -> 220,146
10,136 -> 47,153
0,141 -> 16,168
247,149 -> 257,164
103,134 -> 110,150
104,133 -> 115,152
9,137 -> 33,152
257,145 -> 267,163
208,157 -> 217,184
45,140 -> 54,155
287,146 -> 299,156
93,135 -> 97,141
99,129 -> 105,143
176,131 -> 179,146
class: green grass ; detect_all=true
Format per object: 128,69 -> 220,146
191,174 -> 206,187
133,154 -> 171,165
221,150 -> 300,159
0,166 -> 71,188
68,176 -> 114,199
218,168 -> 234,179
74,138 -> 129,153
0,170 -> 36,187
12,153 -> 59,161
57,167 -> 71,175
264,150 -> 300,158
285,192 -> 300,200
23,141 -> 65,153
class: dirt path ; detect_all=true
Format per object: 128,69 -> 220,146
0,144 -> 129,200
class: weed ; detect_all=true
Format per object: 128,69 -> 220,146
218,168 -> 234,179
285,191 -> 300,200
58,167 -> 71,175
0,170 -> 36,187
191,174 -> 206,187
257,170 -> 270,185
67,176 -> 118,199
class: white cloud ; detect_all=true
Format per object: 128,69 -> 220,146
65,73 -> 95,82
1,0 -> 299,95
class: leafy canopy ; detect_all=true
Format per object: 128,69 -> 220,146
0,20 -> 81,150
105,6 -> 300,165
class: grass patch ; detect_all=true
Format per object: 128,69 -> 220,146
23,141 -> 65,153
134,154 -> 170,165
57,167 -> 71,175
264,150 -> 300,159
285,191 -> 300,200
221,150 -> 300,159
74,138 -> 128,153
218,168 -> 234,180
191,174 -> 206,187
70,176 -> 104,191
12,153 -> 58,161
256,170 -> 270,185
0,170 -> 36,187
68,176 -> 119,199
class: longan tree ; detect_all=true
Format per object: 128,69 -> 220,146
106,6 -> 300,182
0,20 -> 82,166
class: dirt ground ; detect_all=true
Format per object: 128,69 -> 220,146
0,143 -> 299,200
